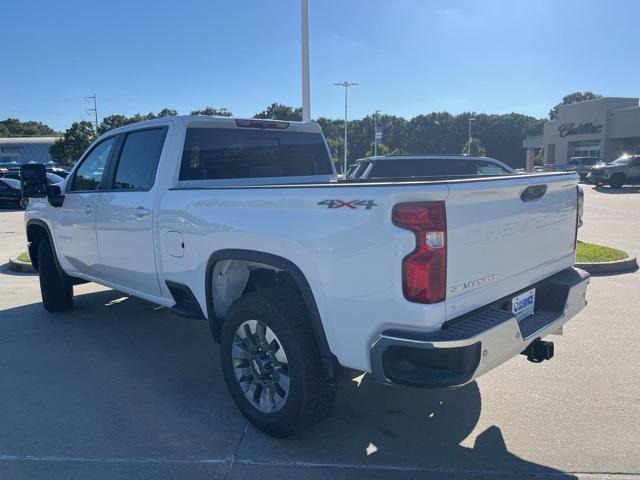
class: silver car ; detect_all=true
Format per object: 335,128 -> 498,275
566,156 -> 602,181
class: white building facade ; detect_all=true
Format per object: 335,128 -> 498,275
524,97 -> 640,169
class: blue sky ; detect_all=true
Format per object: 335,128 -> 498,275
2,0 -> 639,131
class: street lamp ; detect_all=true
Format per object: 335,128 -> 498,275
301,0 -> 310,122
374,110 -> 382,157
467,117 -> 476,156
334,81 -> 358,174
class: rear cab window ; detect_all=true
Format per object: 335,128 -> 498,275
178,124 -> 334,185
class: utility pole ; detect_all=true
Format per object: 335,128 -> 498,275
301,0 -> 311,122
467,116 -> 475,156
334,81 -> 358,174
374,109 -> 382,157
84,93 -> 99,131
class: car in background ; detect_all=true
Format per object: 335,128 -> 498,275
1,171 -> 65,185
347,155 -> 515,180
0,177 -> 26,209
566,156 -> 602,181
588,154 -> 640,188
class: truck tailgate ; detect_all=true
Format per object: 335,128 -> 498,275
444,173 -> 578,320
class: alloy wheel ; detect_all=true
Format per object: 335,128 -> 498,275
231,319 -> 290,413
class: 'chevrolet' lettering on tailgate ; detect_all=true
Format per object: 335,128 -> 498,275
464,208 -> 571,245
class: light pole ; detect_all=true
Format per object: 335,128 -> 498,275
334,81 -> 358,174
301,0 -> 310,122
467,117 -> 475,156
374,110 -> 382,157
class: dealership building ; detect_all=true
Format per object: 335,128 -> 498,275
524,97 -> 640,170
0,136 -> 61,165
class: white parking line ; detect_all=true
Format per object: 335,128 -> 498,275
1,454 -> 638,478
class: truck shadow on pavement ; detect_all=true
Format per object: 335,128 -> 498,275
0,289 -> 576,478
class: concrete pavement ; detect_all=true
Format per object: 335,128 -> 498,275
0,185 -> 638,479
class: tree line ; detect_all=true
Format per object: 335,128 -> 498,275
0,91 -> 602,168
46,104 -> 544,168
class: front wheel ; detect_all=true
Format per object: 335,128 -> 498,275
37,238 -> 74,312
220,288 -> 337,437
609,174 -> 625,189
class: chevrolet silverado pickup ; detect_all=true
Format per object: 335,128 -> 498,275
21,115 -> 589,437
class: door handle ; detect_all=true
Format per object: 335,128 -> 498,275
81,205 -> 93,214
133,206 -> 150,218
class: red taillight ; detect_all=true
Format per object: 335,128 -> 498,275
392,202 -> 447,303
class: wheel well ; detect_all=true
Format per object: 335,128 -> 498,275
205,250 -> 343,383
210,260 -> 300,321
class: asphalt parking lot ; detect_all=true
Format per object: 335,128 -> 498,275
0,185 -> 638,480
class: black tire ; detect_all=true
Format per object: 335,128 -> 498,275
609,174 -> 625,189
220,288 -> 337,437
37,238 -> 73,312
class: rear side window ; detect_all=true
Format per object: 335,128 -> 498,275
113,128 -> 166,190
179,128 -> 332,181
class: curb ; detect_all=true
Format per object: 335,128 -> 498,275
8,258 -> 36,274
575,256 -> 638,275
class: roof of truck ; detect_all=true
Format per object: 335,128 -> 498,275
104,115 -> 321,136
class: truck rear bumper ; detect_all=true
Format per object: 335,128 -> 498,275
369,267 -> 590,389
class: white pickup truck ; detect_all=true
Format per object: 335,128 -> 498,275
21,115 -> 589,437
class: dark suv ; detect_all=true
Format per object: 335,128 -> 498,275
588,155 -> 640,188
347,155 -> 514,180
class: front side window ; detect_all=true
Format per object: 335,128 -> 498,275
69,137 -> 116,191
113,128 -> 166,190
179,127 -> 332,181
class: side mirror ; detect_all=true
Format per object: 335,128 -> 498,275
46,184 -> 65,208
20,164 -> 47,198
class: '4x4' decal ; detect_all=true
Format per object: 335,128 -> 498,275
318,200 -> 378,210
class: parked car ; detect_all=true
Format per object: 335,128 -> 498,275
588,154 -> 640,187
2,171 -> 65,184
348,155 -> 515,180
21,116 -> 588,437
0,177 -> 26,209
566,156 -> 602,181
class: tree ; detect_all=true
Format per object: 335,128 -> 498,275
49,121 -> 96,166
254,103 -> 302,121
461,138 -> 486,157
0,118 -> 58,137
190,106 -> 233,116
97,108 -> 179,134
365,142 -> 390,157
549,91 -> 603,120
97,114 -> 130,135
156,107 -> 178,117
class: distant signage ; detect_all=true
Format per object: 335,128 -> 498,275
375,127 -> 382,142
558,122 -> 603,137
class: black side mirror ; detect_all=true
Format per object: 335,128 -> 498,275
46,184 -> 65,207
20,164 -> 47,198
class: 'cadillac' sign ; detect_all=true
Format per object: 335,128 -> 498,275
559,122 -> 603,137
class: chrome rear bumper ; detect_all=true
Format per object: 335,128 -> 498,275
370,267 -> 590,388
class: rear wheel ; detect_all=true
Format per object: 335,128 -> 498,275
37,238 -> 74,312
220,288 -> 337,437
609,174 -> 625,189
